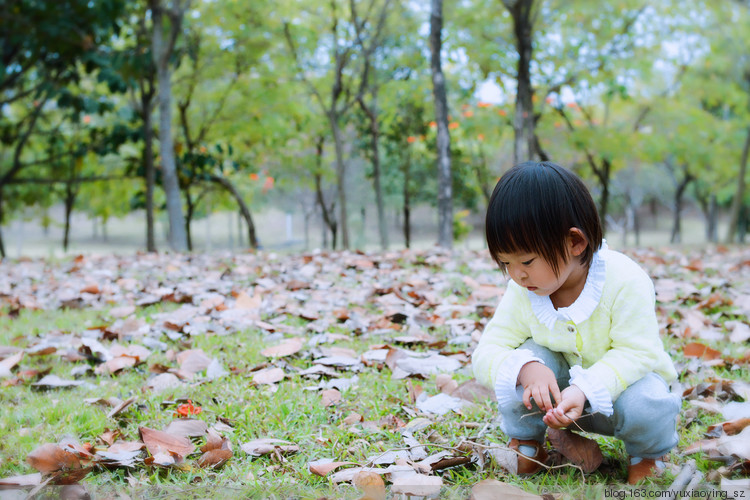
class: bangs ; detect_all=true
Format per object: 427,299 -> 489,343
485,161 -> 601,277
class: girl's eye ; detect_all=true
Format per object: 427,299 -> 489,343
522,259 -> 535,266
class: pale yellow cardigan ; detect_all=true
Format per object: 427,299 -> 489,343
472,246 -> 677,416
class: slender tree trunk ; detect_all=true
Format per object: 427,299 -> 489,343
0,188 -> 6,258
403,147 -> 412,249
208,174 -> 258,248
63,176 -> 76,253
142,92 -> 157,253
670,170 -> 694,244
151,1 -> 188,252
314,172 -> 337,250
504,0 -> 537,164
185,188 -> 194,252
430,0 -> 453,248
358,92 -> 388,250
329,115 -> 348,249
707,194 -> 718,243
592,159 -> 612,234
727,125 -> 750,243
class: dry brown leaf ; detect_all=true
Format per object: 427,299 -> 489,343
321,388 -> 341,407
718,427 -> 750,460
139,427 -> 195,466
0,472 -> 42,488
353,470 -> 386,500
107,396 -> 135,418
308,459 -> 356,477
683,342 -> 723,361
177,349 -> 213,374
452,379 -> 495,403
390,474 -> 442,497
95,356 -> 137,375
684,438 -> 719,455
241,438 -> 299,457
260,338 -> 304,358
708,418 -> 750,436
343,412 -> 363,425
164,419 -> 208,439
26,444 -> 81,474
253,367 -> 285,385
470,479 -> 543,499
0,351 -> 23,378
197,430 -> 233,469
435,374 -> 458,394
235,291 -> 262,310
547,428 -> 603,473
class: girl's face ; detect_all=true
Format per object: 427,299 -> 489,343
495,251 -> 571,297
495,229 -> 589,299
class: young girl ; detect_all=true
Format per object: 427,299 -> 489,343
472,161 -> 680,485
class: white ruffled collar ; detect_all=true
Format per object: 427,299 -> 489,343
528,241 -> 607,331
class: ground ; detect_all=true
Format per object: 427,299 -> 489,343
0,244 -> 748,499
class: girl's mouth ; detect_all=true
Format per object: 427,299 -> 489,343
526,286 -> 538,291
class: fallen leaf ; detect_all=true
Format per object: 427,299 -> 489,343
452,379 -> 495,403
683,342 -> 722,361
321,388 -> 341,407
353,470 -> 386,500
241,438 -> 299,457
31,375 -> 83,389
197,430 -> 233,469
253,367 -> 285,385
308,458 -> 356,477
470,479 -> 542,499
435,374 -> 458,394
390,474 -> 442,497
718,427 -> 750,460
164,419 -> 208,438
547,428 -> 603,473
177,349 -> 213,374
343,412 -> 363,425
139,427 -> 195,466
26,444 -> 81,474
708,418 -> 750,436
416,393 -> 464,415
0,472 -> 42,488
260,337 -> 305,358
0,351 -> 23,378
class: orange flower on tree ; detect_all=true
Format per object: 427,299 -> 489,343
429,121 -> 437,129
250,173 -> 259,181
566,102 -> 579,109
497,109 -> 507,116
83,115 -> 91,124
477,101 -> 492,108
478,134 -> 485,141
407,136 -> 417,144
263,176 -> 275,191
462,110 -> 474,118
448,122 -> 459,130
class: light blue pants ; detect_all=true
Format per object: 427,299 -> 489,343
499,340 -> 681,458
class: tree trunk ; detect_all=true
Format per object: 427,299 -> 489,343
504,0 -> 537,164
670,167 -> 694,244
142,90 -> 157,253
358,92 -> 388,250
707,194 -> 717,243
150,0 -> 188,252
185,188 -> 194,252
314,171 -> 337,250
727,125 -> 750,243
593,158 -> 612,234
403,146 -> 412,249
430,0 -> 453,248
208,174 -> 258,249
329,115 -> 349,249
0,188 -> 7,258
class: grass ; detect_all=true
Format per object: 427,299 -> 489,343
0,247 -> 748,498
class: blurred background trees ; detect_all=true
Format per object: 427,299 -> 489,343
2,0 -> 749,256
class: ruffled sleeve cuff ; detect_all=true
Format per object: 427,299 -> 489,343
493,349 -> 543,408
569,365 -> 614,416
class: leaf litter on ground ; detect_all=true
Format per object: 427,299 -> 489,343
1,246 -> 750,495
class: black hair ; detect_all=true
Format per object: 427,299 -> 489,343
485,161 -> 603,276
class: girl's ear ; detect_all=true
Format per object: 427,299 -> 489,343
568,228 -> 588,257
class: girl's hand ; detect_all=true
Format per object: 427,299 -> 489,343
543,385 -> 586,429
517,361 -> 561,412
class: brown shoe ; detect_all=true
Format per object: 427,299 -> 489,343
627,457 -> 665,484
509,438 -> 548,475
